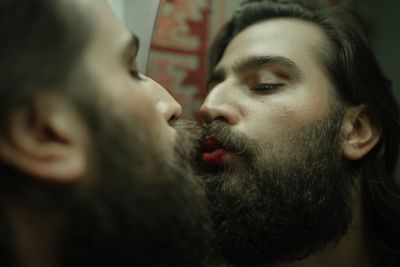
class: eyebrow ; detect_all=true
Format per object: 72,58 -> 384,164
207,55 -> 302,88
232,55 -> 302,78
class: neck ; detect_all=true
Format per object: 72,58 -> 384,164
272,179 -> 374,267
3,198 -> 65,267
221,179 -> 375,267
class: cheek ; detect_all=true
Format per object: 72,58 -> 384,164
127,92 -> 166,133
140,78 -> 177,109
104,77 -> 161,119
126,93 -> 176,157
242,95 -> 330,142
86,66 -> 175,147
127,84 -> 177,155
99,76 -> 167,132
249,105 -> 296,141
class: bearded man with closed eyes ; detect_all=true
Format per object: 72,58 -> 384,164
197,1 -> 400,267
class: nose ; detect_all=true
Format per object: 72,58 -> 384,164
156,96 -> 182,124
200,85 -> 240,125
145,78 -> 182,124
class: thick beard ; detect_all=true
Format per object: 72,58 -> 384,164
40,95 -> 212,267
0,72 -> 213,265
200,108 -> 352,266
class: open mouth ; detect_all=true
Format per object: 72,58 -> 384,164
201,136 -> 228,166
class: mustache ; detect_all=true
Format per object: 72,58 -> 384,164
173,120 -> 203,162
202,121 -> 258,159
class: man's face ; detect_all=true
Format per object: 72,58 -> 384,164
1,1 -> 212,266
199,19 -> 352,265
202,18 -> 334,155
81,0 -> 182,160
59,1 -> 212,266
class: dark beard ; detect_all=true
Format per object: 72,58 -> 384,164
0,93 -> 213,267
57,101 -> 213,267
199,108 -> 352,266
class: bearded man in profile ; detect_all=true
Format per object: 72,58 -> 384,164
0,0 -> 213,266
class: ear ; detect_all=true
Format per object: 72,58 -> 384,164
0,93 -> 90,183
341,105 -> 381,161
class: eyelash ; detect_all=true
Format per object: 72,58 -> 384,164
130,69 -> 145,81
251,83 -> 283,93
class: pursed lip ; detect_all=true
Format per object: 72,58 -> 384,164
201,136 -> 229,166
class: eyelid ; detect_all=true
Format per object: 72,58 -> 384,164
129,56 -> 147,81
251,82 -> 284,93
130,69 -> 145,81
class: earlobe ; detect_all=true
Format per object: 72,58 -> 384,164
342,106 -> 381,161
0,93 -> 90,183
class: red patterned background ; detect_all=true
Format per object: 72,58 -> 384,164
148,0 -> 241,120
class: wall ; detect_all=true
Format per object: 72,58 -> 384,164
107,0 -> 125,21
107,0 -> 160,73
147,0 -> 242,120
354,0 -> 400,182
355,0 -> 400,101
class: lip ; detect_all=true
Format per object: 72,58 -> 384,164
201,136 -> 228,166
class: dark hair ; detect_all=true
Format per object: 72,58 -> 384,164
0,1 -> 92,265
0,0 -> 92,124
208,0 -> 400,265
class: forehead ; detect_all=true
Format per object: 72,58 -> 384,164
82,0 -> 133,60
220,18 -> 329,71
76,0 -> 154,116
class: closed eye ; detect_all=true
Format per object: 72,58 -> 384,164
251,83 -> 284,93
130,69 -> 145,81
